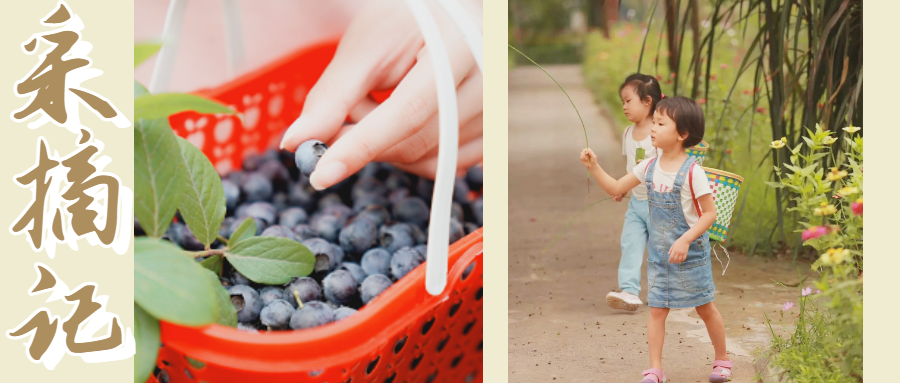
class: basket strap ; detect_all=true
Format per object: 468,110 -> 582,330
689,162 -> 701,218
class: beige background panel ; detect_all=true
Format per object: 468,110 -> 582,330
1,1 -> 133,381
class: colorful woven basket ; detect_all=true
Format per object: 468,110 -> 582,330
701,167 -> 744,243
686,140 -> 709,165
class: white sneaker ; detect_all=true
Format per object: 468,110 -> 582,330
606,291 -> 642,311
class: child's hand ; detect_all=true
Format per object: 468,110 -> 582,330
579,148 -> 597,169
613,194 -> 625,202
668,238 -> 689,263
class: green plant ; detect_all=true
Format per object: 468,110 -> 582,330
763,124 -> 862,382
132,43 -> 314,383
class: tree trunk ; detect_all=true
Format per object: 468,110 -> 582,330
597,0 -> 610,38
665,0 -> 679,76
690,0 -> 701,98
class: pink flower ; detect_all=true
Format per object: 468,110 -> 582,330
851,199 -> 863,216
720,63 -> 729,69
816,290 -> 822,294
783,302 -> 795,310
801,226 -> 828,241
697,98 -> 707,105
802,287 -> 812,296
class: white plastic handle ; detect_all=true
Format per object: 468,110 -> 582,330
403,0 -> 482,296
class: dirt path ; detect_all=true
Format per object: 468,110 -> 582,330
508,65 -> 811,382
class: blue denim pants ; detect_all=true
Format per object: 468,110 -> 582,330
619,197 -> 650,296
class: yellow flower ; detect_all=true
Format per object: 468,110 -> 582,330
821,248 -> 850,265
843,125 -> 861,134
813,201 -> 837,216
819,251 -> 834,265
770,137 -> 786,149
825,167 -> 848,181
837,186 -> 859,197
823,136 -> 837,145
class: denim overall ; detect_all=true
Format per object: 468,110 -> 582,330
645,156 -> 715,309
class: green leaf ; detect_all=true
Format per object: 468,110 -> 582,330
203,269 -> 237,327
765,182 -> 785,189
135,93 -> 235,120
228,217 -> 258,246
134,238 -> 218,326
135,80 -> 150,99
226,237 -> 315,284
199,254 -> 223,275
135,42 -> 162,67
134,118 -> 187,238
176,137 -> 226,248
134,303 -> 159,383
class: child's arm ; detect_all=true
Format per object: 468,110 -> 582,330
579,148 -> 641,196
668,194 -> 717,263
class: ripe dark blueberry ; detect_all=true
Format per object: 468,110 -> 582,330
391,247 -> 424,280
385,172 -> 412,191
317,193 -> 344,210
414,245 -> 428,259
323,269 -> 358,306
220,216 -> 234,237
222,179 -> 241,211
228,284 -> 263,322
262,148 -> 280,162
393,197 -> 430,227
283,277 -> 323,308
408,223 -> 427,245
352,177 -> 387,200
357,163 -> 384,179
231,271 -> 253,286
179,224 -> 205,251
287,181 -> 316,211
272,192 -> 289,211
448,219 -> 465,244
240,201 -> 278,226
237,322 -> 259,333
416,178 -> 434,202
258,286 -> 284,306
333,307 -> 357,321
278,207 -> 308,228
291,224 -> 317,242
303,238 -> 341,272
295,139 -> 328,177
290,301 -> 334,330
466,165 -> 483,191
339,217 -> 378,254
360,274 -> 393,304
310,214 -> 342,243
134,218 -> 145,237
258,159 -> 290,185
464,222 -> 479,235
260,299 -> 294,330
261,225 -> 299,241
321,203 -> 353,224
164,222 -> 185,246
379,223 -> 416,253
388,188 -> 411,206
361,248 -> 392,277
453,177 -> 471,204
340,262 -> 367,286
241,172 -> 273,202
242,153 -> 265,171
352,192 -> 389,213
451,202 -> 465,223
226,170 -> 247,185
331,245 -> 346,267
470,197 -> 483,226
357,205 -> 391,227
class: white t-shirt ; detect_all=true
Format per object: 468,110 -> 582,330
632,157 -> 712,228
622,124 -> 660,201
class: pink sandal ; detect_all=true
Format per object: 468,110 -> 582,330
639,368 -> 666,383
709,360 -> 733,382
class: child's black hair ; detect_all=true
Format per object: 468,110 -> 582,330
618,73 -> 663,117
655,96 -> 705,148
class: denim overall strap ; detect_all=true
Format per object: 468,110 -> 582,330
669,156 -> 697,196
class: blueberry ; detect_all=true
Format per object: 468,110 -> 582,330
408,223 -> 427,244
164,222 -> 185,246
291,224 -> 317,242
237,322 -> 259,333
258,286 -> 284,306
228,284 -> 263,322
330,245 -> 346,268
449,219 -> 465,244
272,192 -> 289,211
352,177 -> 387,200
226,170 -> 247,185
360,274 -> 393,304
222,179 -> 241,211
323,269 -> 358,306
464,222 -> 479,234
414,244 -> 428,259
352,192 -> 389,213
358,163 -> 384,179
416,178 -> 434,202
391,247 -> 424,280
303,238 -> 341,272
388,188 -> 411,206
317,193 -> 344,210
340,262 -> 367,286
220,217 -> 234,237
242,152 -> 265,171
321,203 -> 353,224
361,248 -> 391,277
231,271 -> 253,286
239,201 -> 277,226
357,205 -> 391,227
287,181 -> 316,211
333,307 -> 357,321
310,214 -> 342,242
339,217 -> 378,254
295,140 -> 328,177
466,165 -> 483,191
379,223 -> 416,253
452,202 -> 465,223
385,172 -> 412,191
279,207 -> 308,228
258,159 -> 290,184
470,197 -> 483,226
241,172 -> 273,202
290,301 -> 334,330
227,216 -> 265,238
179,224 -> 205,251
454,177 -> 471,204
134,218 -> 145,237
260,299 -> 294,329
283,277 -> 323,308
262,148 -> 281,162
393,197 -> 430,227
261,225 -> 299,241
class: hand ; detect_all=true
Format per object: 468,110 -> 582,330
279,0 -> 484,190
613,194 -> 624,202
668,238 -> 689,263
579,148 -> 597,170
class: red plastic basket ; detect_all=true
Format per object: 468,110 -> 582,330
150,40 -> 484,383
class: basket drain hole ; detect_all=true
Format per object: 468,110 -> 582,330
437,336 -> 450,353
451,354 -> 463,368
448,301 -> 462,317
394,335 -> 408,354
367,356 -> 380,374
410,354 -> 424,371
384,372 -> 397,383
461,261 -> 476,281
425,371 -> 438,383
463,319 -> 476,335
421,317 -> 435,335
475,287 -> 482,301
